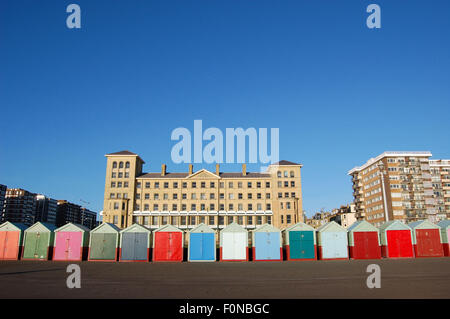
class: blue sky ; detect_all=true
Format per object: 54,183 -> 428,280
1,1 -> 449,218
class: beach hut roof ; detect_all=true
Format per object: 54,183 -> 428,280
437,220 -> 450,229
0,221 -> 28,231
91,222 -> 121,233
189,223 -> 215,233
408,220 -> 441,230
55,222 -> 90,232
317,221 -> 347,232
379,220 -> 411,232
283,222 -> 315,232
25,222 -> 57,232
120,223 -> 151,233
220,222 -> 247,233
154,224 -> 182,232
348,220 -> 379,232
253,223 -> 280,233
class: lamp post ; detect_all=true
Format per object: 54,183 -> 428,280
377,162 -> 389,222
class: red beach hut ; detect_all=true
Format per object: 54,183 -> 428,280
379,221 -> 413,258
348,220 -> 381,259
409,220 -> 443,258
152,225 -> 183,262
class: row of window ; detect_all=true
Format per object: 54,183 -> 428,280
277,171 -> 296,178
111,172 -> 130,178
121,215 -> 276,226
112,161 -> 130,169
110,191 -> 297,200
137,181 -> 272,189
132,203 -> 275,211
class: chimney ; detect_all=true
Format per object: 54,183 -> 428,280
161,164 -> 166,176
242,164 -> 247,176
216,164 -> 220,175
188,164 -> 193,175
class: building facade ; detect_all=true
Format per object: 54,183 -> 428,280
102,151 -> 303,230
329,204 -> 357,228
0,184 -> 6,218
2,188 -> 37,225
305,211 -> 332,228
429,160 -> 450,220
56,200 -> 97,229
35,195 -> 58,225
349,151 -> 449,227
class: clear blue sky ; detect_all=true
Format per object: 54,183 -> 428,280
1,1 -> 449,218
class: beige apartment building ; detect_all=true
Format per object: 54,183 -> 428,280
430,160 -> 450,219
349,151 -> 450,227
102,151 -> 303,230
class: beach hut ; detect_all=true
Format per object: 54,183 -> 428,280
188,223 -> 216,262
119,223 -> 151,262
408,220 -> 443,258
220,222 -> 248,261
379,221 -> 414,258
252,224 -> 282,261
152,224 -> 183,262
22,222 -> 57,260
348,221 -> 381,259
283,222 -> 316,260
437,220 -> 450,256
53,223 -> 90,261
0,221 -> 27,260
316,221 -> 348,260
88,223 -> 120,261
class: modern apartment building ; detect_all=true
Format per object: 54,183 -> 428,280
348,151 -> 448,227
2,188 -> 37,225
102,151 -> 303,230
35,194 -> 58,225
429,160 -> 450,220
56,200 -> 97,229
0,184 -> 6,217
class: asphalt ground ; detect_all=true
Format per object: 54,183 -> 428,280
0,258 -> 449,299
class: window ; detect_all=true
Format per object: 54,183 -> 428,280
136,182 -> 141,189
145,182 -> 150,188
257,193 -> 262,199
238,182 -> 243,188
284,181 -> 289,187
266,193 -> 271,199
278,192 -> 282,199
110,193 -> 115,199
113,215 -> 118,224
210,193 -> 215,199
119,162 -> 124,168
229,193 -> 234,200
209,216 -> 215,225
220,182 -> 225,188
162,216 -> 168,225
125,162 -> 130,168
152,216 -> 158,225
284,171 -> 288,177
227,216 -> 233,224
257,203 -> 262,210
267,216 -> 272,224
144,216 -> 149,225
266,182 -> 270,188
111,172 -> 116,178
153,204 -> 158,210
200,204 -> 206,210
218,216 -> 224,225
111,182 -> 116,188
117,182 -> 122,188
291,192 -> 296,198
173,182 -> 178,188
281,215 -> 284,224
191,193 -> 197,200
135,204 -> 140,210
189,216 -> 196,225
291,181 -> 295,187
144,204 -> 149,210
229,182 -> 233,188
257,216 -> 262,225
125,172 -> 129,178
209,203 -> 215,211
112,162 -> 117,169
248,193 -> 252,199
285,192 -> 289,198
238,193 -> 243,199
192,182 -> 197,188
238,216 -> 243,225
220,193 -> 224,199
229,204 -> 234,210
117,193 -> 122,199
210,182 -> 215,188
247,182 -> 252,188
191,204 -> 196,211
247,216 -> 253,225
266,203 -> 271,210
257,182 -> 261,188
114,202 -> 119,210
164,182 -> 169,189
154,193 -> 159,200
173,194 -> 178,200
286,202 -> 291,209
286,215 -> 291,223
181,204 -> 187,211
201,193 -> 206,200
136,193 -> 141,200
278,181 -> 282,187
154,182 -> 159,188
199,216 -> 205,224
163,193 -> 168,200
238,204 -> 243,210
290,171 -> 294,177
182,182 -> 187,188
124,182 -> 128,188
219,204 -> 225,210
277,171 -> 281,178
180,216 -> 186,225
201,182 -> 206,188
248,204 -> 253,210
163,204 -> 168,211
